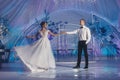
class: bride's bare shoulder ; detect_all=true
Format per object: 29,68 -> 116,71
39,29 -> 42,32
38,30 -> 42,34
47,29 -> 50,32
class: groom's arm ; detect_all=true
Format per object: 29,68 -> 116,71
62,29 -> 78,35
86,28 -> 91,44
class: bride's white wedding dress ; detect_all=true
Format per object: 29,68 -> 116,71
15,30 -> 56,72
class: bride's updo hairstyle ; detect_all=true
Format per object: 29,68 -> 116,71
40,21 -> 47,28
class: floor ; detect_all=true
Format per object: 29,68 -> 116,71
0,58 -> 120,80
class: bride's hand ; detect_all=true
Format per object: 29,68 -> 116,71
26,36 -> 30,38
60,31 -> 67,34
26,36 -> 35,38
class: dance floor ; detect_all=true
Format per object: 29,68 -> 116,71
0,58 -> 120,80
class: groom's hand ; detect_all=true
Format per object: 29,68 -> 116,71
86,42 -> 88,44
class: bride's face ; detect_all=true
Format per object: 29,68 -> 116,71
43,23 -> 48,28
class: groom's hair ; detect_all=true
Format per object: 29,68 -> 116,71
80,19 -> 86,23
40,21 -> 47,27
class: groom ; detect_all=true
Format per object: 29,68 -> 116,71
62,19 -> 91,69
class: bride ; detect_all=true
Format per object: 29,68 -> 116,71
15,21 -> 60,72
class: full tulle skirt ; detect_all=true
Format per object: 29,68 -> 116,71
15,37 -> 56,72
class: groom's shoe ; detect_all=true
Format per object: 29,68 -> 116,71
73,65 -> 80,69
83,67 -> 88,69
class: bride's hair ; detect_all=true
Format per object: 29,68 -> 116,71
40,21 -> 47,27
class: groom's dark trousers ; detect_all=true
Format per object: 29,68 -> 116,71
77,41 -> 88,67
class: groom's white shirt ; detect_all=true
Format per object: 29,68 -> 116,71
66,25 -> 91,44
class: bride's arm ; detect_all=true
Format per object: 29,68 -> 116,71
26,30 -> 41,38
48,30 -> 60,36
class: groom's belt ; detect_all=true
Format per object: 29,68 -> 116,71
79,40 -> 86,42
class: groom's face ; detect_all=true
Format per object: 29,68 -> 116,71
80,20 -> 85,26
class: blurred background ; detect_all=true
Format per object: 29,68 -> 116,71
0,0 -> 120,62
